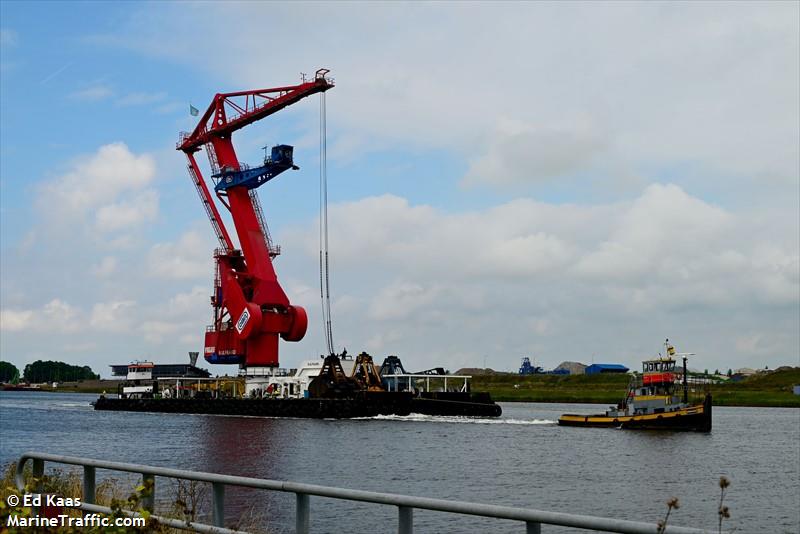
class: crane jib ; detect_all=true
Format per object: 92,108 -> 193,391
178,76 -> 334,153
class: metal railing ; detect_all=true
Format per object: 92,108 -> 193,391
15,452 -> 719,534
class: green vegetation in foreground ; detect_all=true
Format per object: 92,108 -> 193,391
471,368 -> 800,407
0,463 -> 273,533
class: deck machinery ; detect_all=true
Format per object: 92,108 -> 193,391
177,69 -> 334,377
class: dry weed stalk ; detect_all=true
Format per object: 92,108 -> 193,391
718,476 -> 731,533
656,496 -> 680,534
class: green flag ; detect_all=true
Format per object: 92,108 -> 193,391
189,104 -> 199,117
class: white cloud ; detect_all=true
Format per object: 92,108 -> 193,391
63,342 -> 98,353
368,282 -> 443,321
42,299 -> 81,332
116,91 -> 167,107
155,102 -> 186,115
464,123 -> 606,187
91,256 -> 118,277
90,300 -> 136,332
287,187 -> 797,317
69,85 -> 114,101
281,185 -> 798,370
0,309 -> 33,332
293,194 -> 581,282
0,299 -> 81,333
1,29 -> 19,47
94,190 -> 159,231
147,230 -> 215,280
101,2 -> 799,186
129,286 -> 211,345
164,286 -> 208,317
39,142 -> 156,221
574,184 -> 731,281
140,320 -> 182,343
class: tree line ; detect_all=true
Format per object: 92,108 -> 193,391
0,360 -> 99,383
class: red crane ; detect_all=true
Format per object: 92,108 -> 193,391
177,69 -> 335,369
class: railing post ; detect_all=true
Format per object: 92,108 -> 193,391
212,482 -> 225,528
83,466 -> 96,505
32,458 -> 44,489
31,459 -> 44,514
140,473 -> 155,512
526,521 -> 541,534
296,493 -> 310,534
398,506 -> 413,534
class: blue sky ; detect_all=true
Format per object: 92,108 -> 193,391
1,1 -> 798,377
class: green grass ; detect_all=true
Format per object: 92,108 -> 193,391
472,373 -> 630,403
35,369 -> 800,407
472,369 -> 800,407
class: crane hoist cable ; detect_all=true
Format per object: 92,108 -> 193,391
319,91 -> 335,356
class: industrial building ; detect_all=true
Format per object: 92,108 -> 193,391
584,363 -> 629,375
110,353 -> 211,380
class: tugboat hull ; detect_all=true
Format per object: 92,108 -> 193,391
558,395 -> 711,432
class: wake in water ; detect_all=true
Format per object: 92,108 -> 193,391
0,400 -> 92,412
354,414 -> 557,425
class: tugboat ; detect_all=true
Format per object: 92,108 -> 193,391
558,340 -> 711,431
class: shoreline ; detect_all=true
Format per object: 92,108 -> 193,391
4,367 -> 798,408
3,388 -> 797,408
492,397 -> 800,408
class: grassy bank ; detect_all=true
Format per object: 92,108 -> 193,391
471,368 -> 800,407
709,368 -> 800,407
17,379 -> 119,394
25,369 -> 800,407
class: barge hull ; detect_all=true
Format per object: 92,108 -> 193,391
93,393 -> 502,419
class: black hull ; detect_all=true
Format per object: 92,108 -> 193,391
93,392 -> 502,419
558,395 -> 712,432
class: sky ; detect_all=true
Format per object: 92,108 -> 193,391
0,1 -> 798,378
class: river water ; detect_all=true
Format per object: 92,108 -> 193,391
0,391 -> 797,533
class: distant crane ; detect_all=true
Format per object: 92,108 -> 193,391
519,357 -> 543,376
177,69 -> 335,370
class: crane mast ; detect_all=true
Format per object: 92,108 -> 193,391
178,69 -> 334,370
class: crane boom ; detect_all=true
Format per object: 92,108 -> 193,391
179,71 -> 334,153
177,69 -> 334,369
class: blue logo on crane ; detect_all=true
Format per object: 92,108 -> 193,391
236,309 -> 251,334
